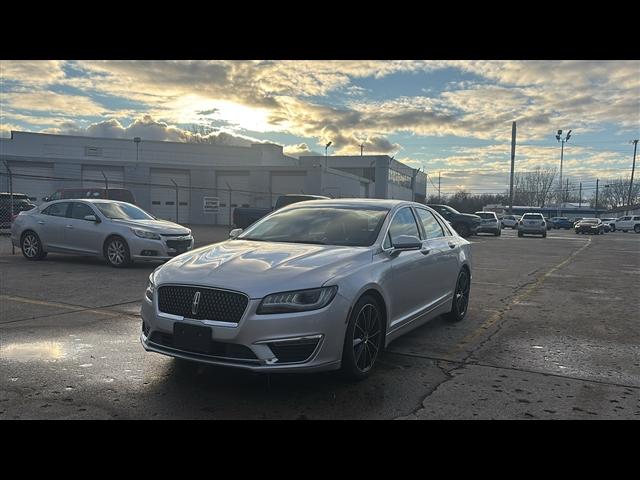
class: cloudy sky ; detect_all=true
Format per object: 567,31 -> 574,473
1,60 -> 639,196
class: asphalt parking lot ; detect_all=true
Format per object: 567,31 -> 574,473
1,226 -> 639,419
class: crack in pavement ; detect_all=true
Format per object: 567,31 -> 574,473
393,237 -> 594,420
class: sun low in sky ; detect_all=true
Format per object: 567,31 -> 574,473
1,60 -> 638,194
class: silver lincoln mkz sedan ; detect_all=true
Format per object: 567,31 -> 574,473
141,199 -> 472,379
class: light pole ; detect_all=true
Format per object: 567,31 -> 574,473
555,129 -> 572,217
325,141 -> 332,169
134,137 -> 141,168
628,139 -> 638,211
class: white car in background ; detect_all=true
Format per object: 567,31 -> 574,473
613,215 -> 640,233
474,211 -> 501,236
501,214 -> 520,229
518,213 -> 547,238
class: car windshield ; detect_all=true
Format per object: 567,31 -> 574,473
94,202 -> 154,220
238,206 -> 389,246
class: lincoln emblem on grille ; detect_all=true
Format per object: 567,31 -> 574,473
191,291 -> 201,315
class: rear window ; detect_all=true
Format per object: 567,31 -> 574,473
522,214 -> 543,219
476,212 -> 496,219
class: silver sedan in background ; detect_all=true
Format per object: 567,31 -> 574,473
141,199 -> 472,379
11,199 -> 194,267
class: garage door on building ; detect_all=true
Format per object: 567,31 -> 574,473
8,161 -> 56,204
81,165 -> 125,189
217,172 -> 251,226
270,171 -> 306,206
149,169 -> 190,224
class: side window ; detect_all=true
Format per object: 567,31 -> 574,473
634,217 -> 640,221
42,202 -> 69,217
388,207 -> 421,243
70,202 -> 95,220
415,208 -> 444,239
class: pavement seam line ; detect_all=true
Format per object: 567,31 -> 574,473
448,236 -> 593,360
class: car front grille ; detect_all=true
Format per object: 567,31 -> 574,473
149,331 -> 257,360
157,286 -> 248,323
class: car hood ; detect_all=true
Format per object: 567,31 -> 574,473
154,240 -> 373,298
458,213 -> 481,222
111,218 -> 190,234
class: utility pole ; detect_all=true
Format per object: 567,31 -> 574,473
578,182 -> 582,208
628,139 -> 638,212
566,178 -> 569,204
508,121 -> 516,214
438,172 -> 441,203
360,143 -> 364,156
595,179 -> 599,217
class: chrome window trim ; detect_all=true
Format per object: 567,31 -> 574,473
380,204 -> 422,253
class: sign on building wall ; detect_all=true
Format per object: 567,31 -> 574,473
203,196 -> 219,213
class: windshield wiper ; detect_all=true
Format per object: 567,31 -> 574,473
286,240 -> 327,245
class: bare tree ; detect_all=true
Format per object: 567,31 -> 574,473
512,167 -> 557,207
593,177 -> 640,209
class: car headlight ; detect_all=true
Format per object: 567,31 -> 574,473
257,286 -> 338,314
132,228 -> 161,240
145,275 -> 155,302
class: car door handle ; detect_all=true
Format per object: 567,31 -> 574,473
65,225 -> 73,229
37,221 -> 45,225
448,242 -> 456,249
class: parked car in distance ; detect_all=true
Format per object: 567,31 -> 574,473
44,188 -> 136,204
141,199 -> 472,379
574,218 -> 604,235
549,217 -> 574,229
518,213 -> 547,238
474,211 -> 501,236
501,214 -> 520,229
1,194 -> 36,230
613,215 -> 640,233
426,204 -> 481,238
11,199 -> 193,267
232,194 -> 329,229
599,218 -> 617,232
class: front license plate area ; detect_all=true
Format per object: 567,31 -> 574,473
173,323 -> 211,354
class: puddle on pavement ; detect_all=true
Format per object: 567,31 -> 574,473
1,341 -> 66,361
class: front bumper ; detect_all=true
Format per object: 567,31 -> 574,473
129,235 -> 194,261
140,288 -> 350,373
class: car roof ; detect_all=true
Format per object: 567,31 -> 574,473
42,198 -> 132,206
278,198 -> 420,210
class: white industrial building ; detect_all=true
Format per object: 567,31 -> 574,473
0,131 -> 427,225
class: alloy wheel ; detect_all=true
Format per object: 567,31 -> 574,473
352,303 -> 381,373
107,239 -> 126,265
454,270 -> 470,318
23,234 -> 39,258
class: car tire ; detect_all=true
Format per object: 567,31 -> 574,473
542,232 -> 547,238
104,236 -> 132,268
635,225 -> 640,233
455,223 -> 470,238
495,229 -> 501,236
518,231 -> 523,237
21,231 -> 46,260
611,225 -> 615,232
444,268 -> 471,322
341,294 -> 384,381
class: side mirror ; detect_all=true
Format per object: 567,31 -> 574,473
84,215 -> 100,223
391,235 -> 422,251
229,228 -> 243,239
42,197 -> 50,202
